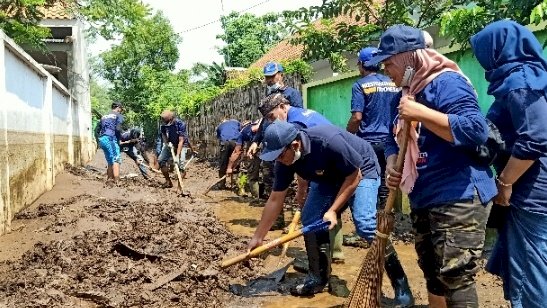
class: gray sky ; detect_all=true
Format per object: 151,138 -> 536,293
90,0 -> 322,70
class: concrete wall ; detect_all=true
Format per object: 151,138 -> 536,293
0,30 -> 93,235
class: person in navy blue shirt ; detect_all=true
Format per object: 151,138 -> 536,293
256,93 -> 332,229
247,120 -> 380,296
226,120 -> 261,197
119,127 -> 150,179
346,46 -> 413,306
96,102 -> 124,183
158,110 -> 192,188
368,25 -> 496,307
247,62 -> 304,158
216,118 -> 241,189
471,20 -> 547,308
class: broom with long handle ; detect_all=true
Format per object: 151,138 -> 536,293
344,120 -> 412,308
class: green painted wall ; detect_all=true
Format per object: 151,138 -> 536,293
306,29 -> 547,121
306,73 -> 357,128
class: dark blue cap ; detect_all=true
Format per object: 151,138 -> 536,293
263,62 -> 284,76
259,120 -> 298,161
367,25 -> 426,66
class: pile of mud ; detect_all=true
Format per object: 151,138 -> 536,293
0,196 -> 261,307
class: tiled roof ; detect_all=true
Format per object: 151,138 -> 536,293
40,1 -> 73,20
249,13 -> 369,69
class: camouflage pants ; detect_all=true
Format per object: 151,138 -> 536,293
411,195 -> 491,302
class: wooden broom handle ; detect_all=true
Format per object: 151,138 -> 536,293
384,121 -> 412,213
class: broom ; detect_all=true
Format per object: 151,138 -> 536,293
344,120 -> 412,308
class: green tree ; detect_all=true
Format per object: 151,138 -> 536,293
90,78 -> 111,116
283,0 -> 547,71
217,12 -> 288,67
99,12 -> 181,116
0,0 -> 57,47
0,0 -> 148,47
191,62 -> 227,87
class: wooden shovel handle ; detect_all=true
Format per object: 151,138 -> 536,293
204,175 -> 227,195
221,229 -> 305,269
280,210 -> 301,257
384,121 -> 411,214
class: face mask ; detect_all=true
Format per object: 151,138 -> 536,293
267,82 -> 281,94
291,148 -> 301,164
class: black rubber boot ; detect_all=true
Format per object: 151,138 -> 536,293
291,231 -> 331,296
385,241 -> 414,308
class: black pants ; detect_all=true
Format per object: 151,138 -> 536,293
371,142 -> 388,210
219,140 -> 236,178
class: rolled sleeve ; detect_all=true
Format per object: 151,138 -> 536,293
350,82 -> 365,113
448,113 -> 489,146
508,90 -> 547,160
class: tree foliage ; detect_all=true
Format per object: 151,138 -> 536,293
283,0 -> 547,71
217,12 -> 289,67
0,0 -> 58,47
100,12 -> 181,115
0,0 -> 149,47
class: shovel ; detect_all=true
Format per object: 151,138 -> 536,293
168,143 -> 188,195
220,220 -> 329,269
203,175 -> 227,196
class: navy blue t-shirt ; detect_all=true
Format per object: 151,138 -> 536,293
287,106 -> 331,129
99,111 -> 124,139
271,86 -> 303,108
217,119 -> 241,142
385,72 -> 496,209
236,122 -> 256,145
351,73 -> 400,142
161,118 -> 188,147
487,89 -> 547,214
273,125 -> 380,191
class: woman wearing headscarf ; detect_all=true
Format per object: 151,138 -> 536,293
367,25 -> 497,307
471,20 -> 547,308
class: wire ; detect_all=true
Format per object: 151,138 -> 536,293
179,0 -> 273,34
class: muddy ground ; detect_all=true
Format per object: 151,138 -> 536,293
0,151 -> 508,307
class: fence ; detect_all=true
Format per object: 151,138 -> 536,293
0,31 -> 93,235
186,74 -> 302,159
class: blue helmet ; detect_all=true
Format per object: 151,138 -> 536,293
263,62 -> 284,76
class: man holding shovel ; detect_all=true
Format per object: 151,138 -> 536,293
120,127 -> 150,179
158,110 -> 193,189
226,119 -> 261,197
248,120 -> 381,296
216,118 -> 241,190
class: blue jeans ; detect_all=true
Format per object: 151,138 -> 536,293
301,177 -> 380,241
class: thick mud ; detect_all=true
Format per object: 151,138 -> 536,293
0,150 -> 508,307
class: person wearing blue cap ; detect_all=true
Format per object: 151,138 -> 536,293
96,102 -> 124,184
471,20 -> 547,308
369,24 -> 496,307
246,61 -> 304,158
247,120 -> 381,296
346,46 -> 413,307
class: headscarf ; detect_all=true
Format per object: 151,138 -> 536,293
470,19 -> 547,98
390,48 -> 471,193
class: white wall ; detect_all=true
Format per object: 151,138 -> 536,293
0,30 -> 93,235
